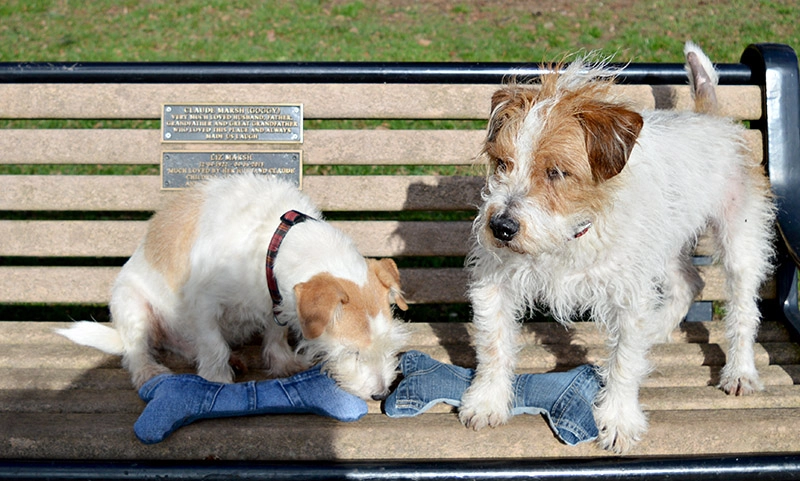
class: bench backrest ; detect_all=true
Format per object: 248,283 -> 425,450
0,56 -> 788,323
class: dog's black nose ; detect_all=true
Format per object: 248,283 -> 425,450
371,393 -> 388,401
490,213 -> 519,242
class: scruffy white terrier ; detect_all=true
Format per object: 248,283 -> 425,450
459,42 -> 775,452
58,175 -> 409,401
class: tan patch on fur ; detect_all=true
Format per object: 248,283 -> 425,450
368,258 -> 408,312
294,258 -> 406,345
483,70 -> 643,218
143,188 -> 204,292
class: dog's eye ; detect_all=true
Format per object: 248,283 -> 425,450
546,167 -> 569,181
494,157 -> 511,174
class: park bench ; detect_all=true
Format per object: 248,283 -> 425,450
1,43 -> 800,479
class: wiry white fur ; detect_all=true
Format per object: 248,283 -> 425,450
459,43 -> 775,453
57,175 -> 408,400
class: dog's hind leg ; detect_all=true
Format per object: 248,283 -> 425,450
110,286 -> 173,388
713,180 -> 774,395
649,250 -> 705,343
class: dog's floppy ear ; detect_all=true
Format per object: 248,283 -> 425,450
369,258 -> 408,311
576,102 -> 643,182
486,86 -> 534,144
294,273 -> 349,339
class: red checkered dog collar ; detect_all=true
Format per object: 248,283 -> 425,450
266,210 -> 315,326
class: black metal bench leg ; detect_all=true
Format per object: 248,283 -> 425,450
742,43 -> 800,337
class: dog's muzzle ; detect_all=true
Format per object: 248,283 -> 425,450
489,213 -> 520,242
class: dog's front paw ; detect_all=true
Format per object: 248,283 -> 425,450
458,385 -> 512,431
594,398 -> 647,454
718,366 -> 763,396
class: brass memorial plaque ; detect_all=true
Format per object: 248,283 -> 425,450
161,151 -> 302,190
162,104 -> 303,143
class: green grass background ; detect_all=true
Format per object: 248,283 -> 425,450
1,0 -> 797,63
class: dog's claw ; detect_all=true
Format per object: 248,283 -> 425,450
596,420 -> 642,454
598,426 -> 640,454
719,375 -> 762,396
594,395 -> 647,454
718,365 -> 763,396
458,408 -> 509,431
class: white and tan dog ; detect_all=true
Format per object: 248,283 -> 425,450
459,42 -> 775,452
58,175 -> 408,401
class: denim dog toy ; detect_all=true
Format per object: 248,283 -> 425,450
134,364 -> 367,444
134,351 -> 600,446
385,350 -> 601,445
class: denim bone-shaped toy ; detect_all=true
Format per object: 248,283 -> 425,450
134,350 -> 601,445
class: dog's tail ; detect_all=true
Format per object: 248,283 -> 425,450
684,41 -> 719,115
55,321 -> 125,356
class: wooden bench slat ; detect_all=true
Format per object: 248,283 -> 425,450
0,219 -> 737,262
0,129 -> 488,166
0,267 -> 119,304
0,220 -> 473,258
1,363 -> 794,398
0,128 -> 763,166
8,337 -> 795,372
0,264 -> 774,304
0,368 -> 132,392
0,84 -> 762,120
5,383 -> 800,416
0,266 -> 468,304
0,220 -> 143,257
0,175 -> 484,211
0,83 -> 497,120
3,320 -> 793,350
2,408 -> 798,460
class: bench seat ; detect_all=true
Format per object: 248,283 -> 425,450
2,320 -> 799,460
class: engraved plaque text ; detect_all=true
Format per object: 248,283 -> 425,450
162,151 -> 302,190
162,104 -> 303,143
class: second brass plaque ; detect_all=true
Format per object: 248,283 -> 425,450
161,151 -> 302,190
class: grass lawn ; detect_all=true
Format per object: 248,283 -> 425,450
0,0 -> 797,63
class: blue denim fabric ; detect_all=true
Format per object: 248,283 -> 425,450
385,350 -> 600,446
134,364 -> 368,444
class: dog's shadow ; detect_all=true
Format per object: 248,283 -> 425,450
392,177 -> 480,368
678,320 -> 724,387
652,85 -> 679,110
527,313 -> 592,372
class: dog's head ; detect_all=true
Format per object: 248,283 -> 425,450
292,258 -> 408,400
477,60 -> 643,256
